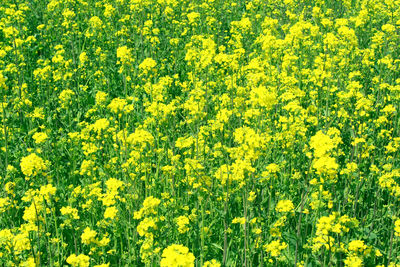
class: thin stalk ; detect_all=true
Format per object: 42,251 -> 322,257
1,101 -> 8,178
223,178 -> 230,266
33,200 -> 41,266
243,188 -> 248,267
388,228 -> 394,265
51,204 -> 62,265
294,186 -> 309,266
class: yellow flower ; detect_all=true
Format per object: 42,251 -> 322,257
134,196 -> 161,219
139,58 -> 157,73
248,191 -> 256,202
275,200 -> 294,213
176,216 -> 190,233
61,206 -> 80,219
32,132 -> 48,144
203,259 -> 221,267
137,217 -> 157,236
160,244 -> 195,267
249,85 -> 277,109
20,257 -> 36,267
310,131 -> 337,157
117,46 -> 132,64
382,24 -> 396,33
91,118 -> 109,134
104,206 -> 118,220
187,12 -> 200,25
395,219 -> 400,237
253,228 -> 262,235
81,227 -> 97,245
13,231 -> 31,254
20,153 -> 46,177
312,156 -> 339,176
343,255 -> 362,267
265,240 -> 287,257
79,52 -> 88,65
0,197 -> 9,213
104,4 -> 115,17
105,178 -> 124,192
39,184 -> 57,201
80,159 -> 95,176
58,89 -> 75,108
231,17 -> 252,33
98,236 -> 110,247
108,97 -> 128,114
348,240 -> 366,253
232,217 -> 246,225
95,91 -> 108,106
66,254 -> 90,267
89,16 -> 103,29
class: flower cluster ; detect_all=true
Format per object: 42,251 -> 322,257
1,0 -> 400,266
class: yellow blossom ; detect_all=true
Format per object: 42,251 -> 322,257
66,254 -> 90,267
265,240 -> 287,257
275,200 -> 294,213
32,132 -> 48,144
232,217 -> 246,225
20,153 -> 46,177
81,227 -> 97,245
160,244 -> 195,267
176,216 -> 190,233
203,259 -> 221,267
104,206 -> 118,220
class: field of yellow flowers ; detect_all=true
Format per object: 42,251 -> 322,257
1,0 -> 400,266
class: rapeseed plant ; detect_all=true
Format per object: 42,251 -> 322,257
1,0 -> 400,265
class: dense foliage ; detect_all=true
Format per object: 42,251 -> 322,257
1,0 -> 400,266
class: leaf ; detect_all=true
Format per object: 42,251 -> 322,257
211,243 -> 223,251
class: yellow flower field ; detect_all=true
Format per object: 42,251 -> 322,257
0,0 -> 400,266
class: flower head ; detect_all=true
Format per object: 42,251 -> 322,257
160,244 -> 195,267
